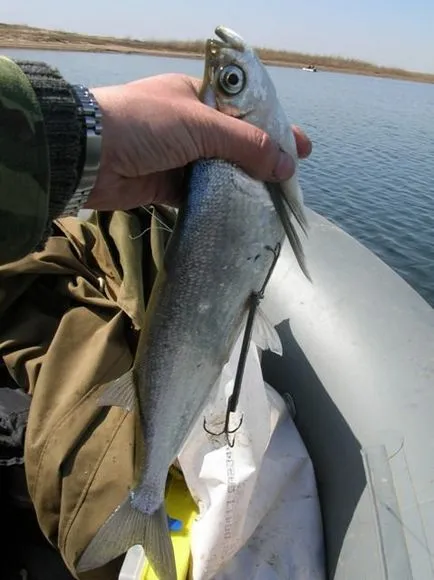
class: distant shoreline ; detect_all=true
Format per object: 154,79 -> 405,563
1,22 -> 433,85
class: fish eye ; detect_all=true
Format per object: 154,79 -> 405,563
218,65 -> 245,95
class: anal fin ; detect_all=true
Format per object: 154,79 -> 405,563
98,369 -> 136,412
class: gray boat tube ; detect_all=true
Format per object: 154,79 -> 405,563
261,208 -> 434,580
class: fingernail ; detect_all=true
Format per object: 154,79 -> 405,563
272,151 -> 295,181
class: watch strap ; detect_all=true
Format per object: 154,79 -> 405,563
63,84 -> 103,215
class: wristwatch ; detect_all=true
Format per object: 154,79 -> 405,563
62,84 -> 103,215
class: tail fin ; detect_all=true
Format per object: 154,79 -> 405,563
76,496 -> 176,580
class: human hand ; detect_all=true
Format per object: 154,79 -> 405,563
87,74 -> 312,211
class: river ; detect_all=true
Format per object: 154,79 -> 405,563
3,48 -> 434,306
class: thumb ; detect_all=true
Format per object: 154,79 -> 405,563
199,108 -> 296,182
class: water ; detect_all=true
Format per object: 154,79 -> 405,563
4,49 -> 434,306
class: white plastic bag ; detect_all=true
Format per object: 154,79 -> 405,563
178,333 -> 325,580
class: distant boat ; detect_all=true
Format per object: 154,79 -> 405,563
302,65 -> 317,72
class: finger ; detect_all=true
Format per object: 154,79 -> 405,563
185,76 -> 311,168
182,74 -> 311,164
199,108 -> 296,182
184,76 -> 203,95
292,125 -> 312,159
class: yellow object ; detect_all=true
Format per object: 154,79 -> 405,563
140,473 -> 198,580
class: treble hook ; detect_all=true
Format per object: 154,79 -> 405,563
203,411 -> 244,448
203,242 -> 281,447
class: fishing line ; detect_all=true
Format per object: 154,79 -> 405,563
129,206 -> 173,240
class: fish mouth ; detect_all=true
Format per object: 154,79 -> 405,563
205,26 -> 246,63
214,26 -> 246,51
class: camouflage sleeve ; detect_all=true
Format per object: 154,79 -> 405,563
0,56 -> 50,265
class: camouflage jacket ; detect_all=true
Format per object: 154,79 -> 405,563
0,56 -> 83,267
0,56 -> 50,266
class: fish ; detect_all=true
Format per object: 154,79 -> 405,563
76,25 -> 309,580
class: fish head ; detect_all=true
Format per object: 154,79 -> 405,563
201,26 -> 293,152
200,26 -> 310,280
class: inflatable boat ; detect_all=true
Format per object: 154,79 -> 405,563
118,207 -> 434,580
258,208 -> 434,579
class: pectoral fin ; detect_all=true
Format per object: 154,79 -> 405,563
99,369 -> 136,412
266,181 -> 311,281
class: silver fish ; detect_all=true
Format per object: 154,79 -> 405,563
77,25 -> 308,580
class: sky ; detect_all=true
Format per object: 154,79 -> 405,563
3,0 -> 434,73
